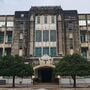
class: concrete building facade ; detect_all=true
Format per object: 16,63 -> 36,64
0,6 -> 90,82
0,15 -> 14,56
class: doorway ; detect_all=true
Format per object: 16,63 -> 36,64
38,67 -> 53,82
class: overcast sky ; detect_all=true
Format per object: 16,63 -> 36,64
0,0 -> 90,15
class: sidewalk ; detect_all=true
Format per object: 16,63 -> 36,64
0,83 -> 90,89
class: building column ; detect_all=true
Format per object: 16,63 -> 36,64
57,15 -> 64,56
29,15 -> 35,56
3,17 -> 7,56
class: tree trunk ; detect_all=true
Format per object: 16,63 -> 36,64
72,75 -> 76,88
12,76 -> 15,88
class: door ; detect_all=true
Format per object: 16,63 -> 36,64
38,67 -> 53,82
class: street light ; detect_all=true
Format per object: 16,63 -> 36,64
32,75 -> 35,85
57,75 -> 61,87
32,75 -> 35,79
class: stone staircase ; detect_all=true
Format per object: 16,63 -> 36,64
33,83 -> 59,89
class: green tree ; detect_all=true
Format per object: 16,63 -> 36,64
0,55 -> 33,88
55,54 -> 90,88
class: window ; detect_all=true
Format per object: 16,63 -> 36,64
69,28 -> 73,31
88,33 -> 90,42
37,16 -> 40,24
79,20 -> 86,26
8,35 -> 12,43
7,22 -> 14,27
36,30 -> 42,42
0,48 -> 3,57
80,33 -> 86,43
43,47 -> 49,55
69,21 -> 72,23
81,48 -> 87,59
0,35 -> 4,43
21,14 -> 24,17
43,30 -> 49,41
20,21 -> 24,25
87,20 -> 90,25
20,33 -> 23,39
0,22 -> 5,27
5,48 -> 11,55
19,49 -> 23,56
70,39 -> 73,49
50,30 -> 56,41
50,47 -> 56,57
19,39 -> 23,49
51,16 -> 55,23
68,24 -> 73,31
44,16 -> 47,24
35,47 -> 42,57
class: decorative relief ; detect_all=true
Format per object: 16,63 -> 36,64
39,54 -> 53,65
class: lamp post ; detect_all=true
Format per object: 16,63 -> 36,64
57,75 -> 61,88
32,75 -> 35,85
32,75 -> 35,79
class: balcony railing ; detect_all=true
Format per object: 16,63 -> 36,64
81,42 -> 88,47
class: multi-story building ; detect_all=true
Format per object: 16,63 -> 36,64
0,6 -> 90,82
0,15 -> 14,56
79,14 -> 90,60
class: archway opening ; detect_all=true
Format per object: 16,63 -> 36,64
38,67 -> 54,83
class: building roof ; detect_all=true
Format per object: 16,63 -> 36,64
29,6 -> 63,15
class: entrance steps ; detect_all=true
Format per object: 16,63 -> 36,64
33,83 -> 59,89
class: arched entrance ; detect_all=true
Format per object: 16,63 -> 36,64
33,55 -> 55,83
38,67 -> 53,82
34,65 -> 55,83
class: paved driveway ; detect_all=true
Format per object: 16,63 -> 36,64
0,88 -> 90,90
